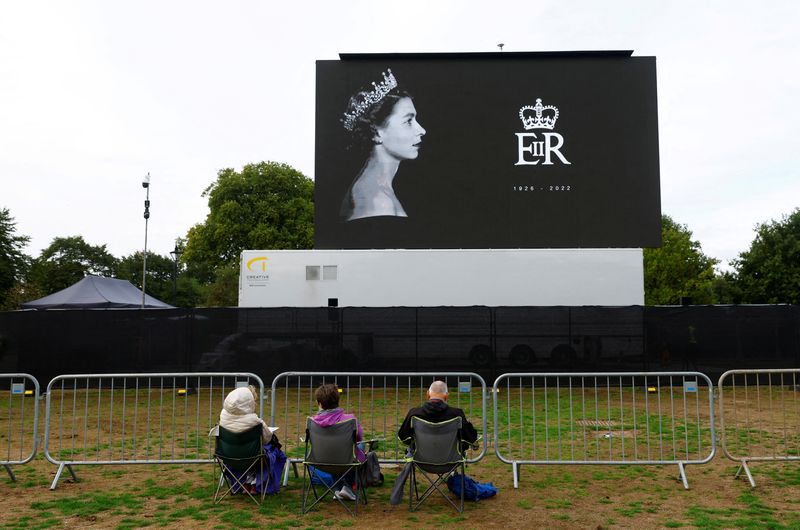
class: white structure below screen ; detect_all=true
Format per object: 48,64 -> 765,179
239,249 -> 644,308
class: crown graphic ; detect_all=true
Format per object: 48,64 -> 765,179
519,98 -> 560,130
342,69 -> 398,131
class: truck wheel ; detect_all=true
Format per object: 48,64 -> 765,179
469,344 -> 493,366
510,344 -> 535,366
550,344 -> 577,366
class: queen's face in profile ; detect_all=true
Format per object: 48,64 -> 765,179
340,69 -> 426,222
374,97 -> 426,162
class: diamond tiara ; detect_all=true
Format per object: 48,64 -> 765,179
519,98 -> 560,130
342,69 -> 398,132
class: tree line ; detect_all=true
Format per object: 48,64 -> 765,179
0,162 -> 313,309
1,160 -> 798,309
643,212 -> 800,305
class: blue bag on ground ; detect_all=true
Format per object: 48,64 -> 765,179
446,473 -> 498,501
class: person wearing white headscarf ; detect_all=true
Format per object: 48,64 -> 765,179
214,386 -> 274,444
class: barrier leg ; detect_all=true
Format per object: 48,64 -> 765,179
282,459 -> 292,486
50,463 -> 65,490
512,461 -> 519,489
735,461 -> 756,488
3,464 -> 16,482
677,462 -> 689,490
50,463 -> 79,490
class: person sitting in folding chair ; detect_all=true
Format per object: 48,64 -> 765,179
302,383 -> 367,513
393,381 -> 479,510
398,381 -> 478,452
210,386 -> 282,504
407,415 -> 469,512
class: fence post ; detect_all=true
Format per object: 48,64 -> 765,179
0,374 -> 40,482
43,372 -> 264,490
493,371 -> 716,489
718,369 -> 799,488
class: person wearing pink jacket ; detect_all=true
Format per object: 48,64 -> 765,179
310,383 -> 366,500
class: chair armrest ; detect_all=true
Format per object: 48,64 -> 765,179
362,438 -> 382,452
462,434 -> 482,451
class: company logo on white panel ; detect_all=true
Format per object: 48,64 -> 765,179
245,256 -> 269,286
515,98 -> 571,166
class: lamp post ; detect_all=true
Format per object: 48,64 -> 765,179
141,173 -> 151,309
169,243 -> 183,306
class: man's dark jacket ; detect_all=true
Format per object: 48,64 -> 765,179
397,399 -> 478,446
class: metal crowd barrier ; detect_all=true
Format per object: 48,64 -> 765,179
493,372 -> 715,489
718,369 -> 800,488
43,372 -> 264,490
0,374 -> 40,482
270,372 -> 488,484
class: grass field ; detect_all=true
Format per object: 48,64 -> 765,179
1,377 -> 799,528
1,452 -> 799,529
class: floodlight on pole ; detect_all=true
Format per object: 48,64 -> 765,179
141,172 -> 151,309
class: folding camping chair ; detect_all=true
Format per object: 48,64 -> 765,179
301,417 -> 367,516
213,424 -> 269,505
408,416 -> 467,513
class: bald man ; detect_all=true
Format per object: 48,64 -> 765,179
397,380 -> 478,450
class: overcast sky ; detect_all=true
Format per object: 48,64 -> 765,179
1,0 -> 798,271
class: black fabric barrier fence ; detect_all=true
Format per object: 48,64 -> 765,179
0,306 -> 798,385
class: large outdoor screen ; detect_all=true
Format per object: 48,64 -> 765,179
314,53 -> 661,249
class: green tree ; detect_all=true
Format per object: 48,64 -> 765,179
183,161 -> 314,304
0,208 -> 31,303
115,251 -> 175,303
203,263 -> 239,307
115,249 -> 204,307
733,208 -> 800,304
0,281 -> 43,310
28,236 -> 117,295
643,215 -> 718,305
173,275 -> 206,308
710,271 -> 743,305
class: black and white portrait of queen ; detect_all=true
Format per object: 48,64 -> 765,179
340,68 -> 426,222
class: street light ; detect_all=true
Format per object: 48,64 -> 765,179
141,173 -> 151,309
169,242 -> 183,306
